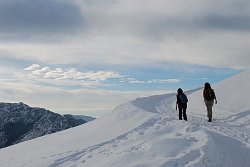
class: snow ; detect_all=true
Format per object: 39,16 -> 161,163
0,71 -> 250,167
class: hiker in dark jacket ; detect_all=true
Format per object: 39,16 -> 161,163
203,82 -> 217,122
176,88 -> 188,121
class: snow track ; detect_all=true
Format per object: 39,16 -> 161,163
47,92 -> 250,167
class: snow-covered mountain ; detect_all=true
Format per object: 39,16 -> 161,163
71,115 -> 96,122
0,71 -> 250,167
0,102 -> 86,148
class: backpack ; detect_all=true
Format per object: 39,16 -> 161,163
179,93 -> 188,103
204,89 -> 215,101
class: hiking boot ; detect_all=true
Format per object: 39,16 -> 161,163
208,118 -> 212,122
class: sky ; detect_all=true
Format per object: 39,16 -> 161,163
0,0 -> 249,117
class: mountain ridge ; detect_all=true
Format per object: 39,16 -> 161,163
0,102 -> 87,148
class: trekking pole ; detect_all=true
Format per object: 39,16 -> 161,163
176,103 -> 177,110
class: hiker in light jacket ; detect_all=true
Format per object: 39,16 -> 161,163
203,82 -> 217,122
176,88 -> 188,121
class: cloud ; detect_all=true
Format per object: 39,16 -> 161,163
23,64 -> 124,88
125,78 -> 181,84
23,64 -> 185,89
73,0 -> 250,69
198,14 -> 250,32
77,0 -> 250,36
1,0 -> 250,70
25,64 -> 41,71
0,0 -> 84,39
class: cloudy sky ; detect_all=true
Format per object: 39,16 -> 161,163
0,0 -> 249,117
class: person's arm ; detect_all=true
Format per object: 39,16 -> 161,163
176,95 -> 179,110
203,89 -> 206,100
213,90 -> 217,104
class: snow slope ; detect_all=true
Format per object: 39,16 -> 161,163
0,71 -> 250,167
189,71 -> 250,123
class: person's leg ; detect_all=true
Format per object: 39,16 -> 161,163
178,107 -> 182,120
183,107 -> 187,121
205,101 -> 214,122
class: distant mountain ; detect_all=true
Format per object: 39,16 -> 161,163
71,115 -> 96,122
0,102 -> 86,148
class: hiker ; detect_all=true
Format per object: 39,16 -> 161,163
203,82 -> 217,122
176,88 -> 188,121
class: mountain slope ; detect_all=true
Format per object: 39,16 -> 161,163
188,70 -> 250,123
0,71 -> 250,167
71,115 -> 96,122
0,102 -> 86,148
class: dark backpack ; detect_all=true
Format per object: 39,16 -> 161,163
204,89 -> 215,101
179,93 -> 188,103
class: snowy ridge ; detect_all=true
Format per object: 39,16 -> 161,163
0,71 -> 250,167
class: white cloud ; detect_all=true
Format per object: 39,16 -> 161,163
32,67 -> 50,76
23,64 -> 124,88
150,79 -> 181,84
23,64 -> 183,90
125,78 -> 181,84
83,71 -> 122,81
44,68 -> 64,79
24,64 -> 41,71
